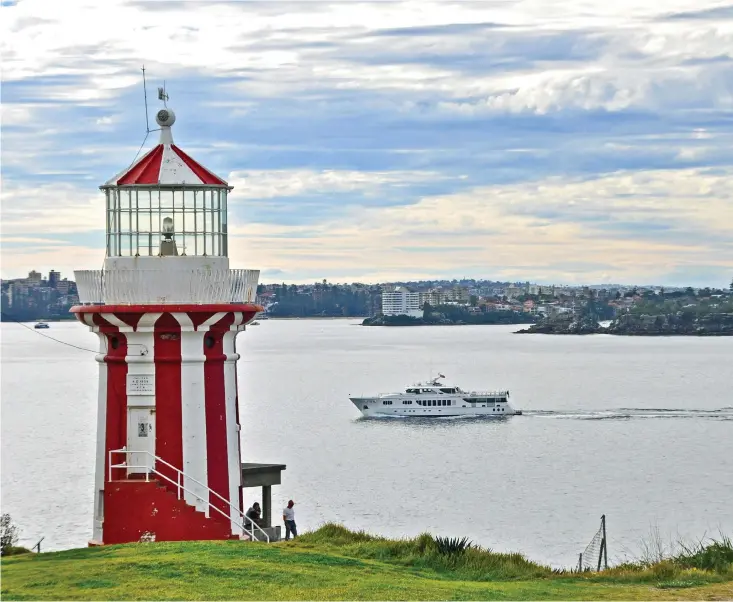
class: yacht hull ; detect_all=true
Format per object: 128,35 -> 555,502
350,397 -> 521,418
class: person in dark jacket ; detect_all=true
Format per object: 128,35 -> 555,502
245,502 -> 262,528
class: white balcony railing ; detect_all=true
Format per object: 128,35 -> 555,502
74,269 -> 259,305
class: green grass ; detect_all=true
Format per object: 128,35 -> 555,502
2,524 -> 732,600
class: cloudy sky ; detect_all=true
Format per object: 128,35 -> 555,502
2,0 -> 732,287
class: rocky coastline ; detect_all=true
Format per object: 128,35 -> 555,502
515,312 -> 733,336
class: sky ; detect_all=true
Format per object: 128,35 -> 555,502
1,0 -> 732,287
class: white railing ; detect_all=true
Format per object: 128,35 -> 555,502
75,269 -> 259,305
108,449 -> 270,543
467,390 -> 510,397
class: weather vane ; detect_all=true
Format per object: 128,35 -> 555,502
157,83 -> 169,107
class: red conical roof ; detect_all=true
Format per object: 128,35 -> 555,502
103,110 -> 230,188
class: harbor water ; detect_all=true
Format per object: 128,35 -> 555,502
1,319 -> 731,565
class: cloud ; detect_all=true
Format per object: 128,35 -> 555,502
2,0 -> 733,286
0,183 -> 105,235
227,169 -> 450,200
228,168 -> 733,286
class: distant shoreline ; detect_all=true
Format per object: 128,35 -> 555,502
263,316 -> 368,320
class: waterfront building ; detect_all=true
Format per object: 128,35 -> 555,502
504,285 -> 525,299
71,97 -> 271,545
382,286 -> 421,318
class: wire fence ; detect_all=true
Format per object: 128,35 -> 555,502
577,514 -> 608,572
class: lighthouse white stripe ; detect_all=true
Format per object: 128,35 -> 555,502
198,312 -> 228,330
101,313 -> 134,332
92,331 -> 108,544
172,312 -> 209,513
223,312 -> 245,530
159,144 -> 204,185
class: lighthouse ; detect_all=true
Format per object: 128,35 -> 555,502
72,99 -> 263,545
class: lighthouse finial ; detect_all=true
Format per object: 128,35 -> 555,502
155,83 -> 175,144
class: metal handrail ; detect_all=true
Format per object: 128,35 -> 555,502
108,449 -> 270,543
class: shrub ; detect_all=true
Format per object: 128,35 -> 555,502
1,514 -> 20,556
674,535 -> 733,573
433,536 -> 472,556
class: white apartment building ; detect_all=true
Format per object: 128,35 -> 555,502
382,286 -> 422,318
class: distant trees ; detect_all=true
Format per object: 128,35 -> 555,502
263,283 -> 376,317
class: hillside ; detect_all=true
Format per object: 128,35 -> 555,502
2,525 -> 732,600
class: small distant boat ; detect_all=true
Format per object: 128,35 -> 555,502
34,322 -> 50,329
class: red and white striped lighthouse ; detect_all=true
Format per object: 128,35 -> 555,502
72,103 -> 261,545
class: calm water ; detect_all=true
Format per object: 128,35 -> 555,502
1,319 -> 732,565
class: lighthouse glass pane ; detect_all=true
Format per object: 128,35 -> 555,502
160,191 -> 173,209
150,213 -> 160,235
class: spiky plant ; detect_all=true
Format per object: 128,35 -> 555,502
433,536 -> 473,556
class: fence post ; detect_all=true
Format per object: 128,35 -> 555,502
602,514 -> 608,570
578,552 -> 583,572
597,515 -> 605,571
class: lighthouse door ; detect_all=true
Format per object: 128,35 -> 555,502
127,408 -> 155,475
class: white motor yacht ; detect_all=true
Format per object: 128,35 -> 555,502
349,374 -> 521,417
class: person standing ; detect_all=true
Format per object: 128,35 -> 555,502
283,499 -> 297,541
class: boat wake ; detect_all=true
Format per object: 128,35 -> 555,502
522,407 -> 733,421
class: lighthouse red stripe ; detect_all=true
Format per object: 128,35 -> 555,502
117,145 -> 164,185
170,144 -> 228,186
93,314 -> 128,482
203,315 -> 233,520
153,313 -> 184,490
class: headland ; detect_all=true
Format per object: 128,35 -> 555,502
2,525 -> 732,600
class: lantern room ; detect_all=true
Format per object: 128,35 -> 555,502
75,104 -> 258,307
102,107 -> 230,258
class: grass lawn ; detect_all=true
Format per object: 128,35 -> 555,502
2,525 -> 732,600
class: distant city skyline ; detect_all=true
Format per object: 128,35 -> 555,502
2,0 -> 732,287
2,267 -> 729,292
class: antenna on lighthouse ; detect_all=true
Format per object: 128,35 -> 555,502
142,65 -> 151,134
126,65 -> 159,169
